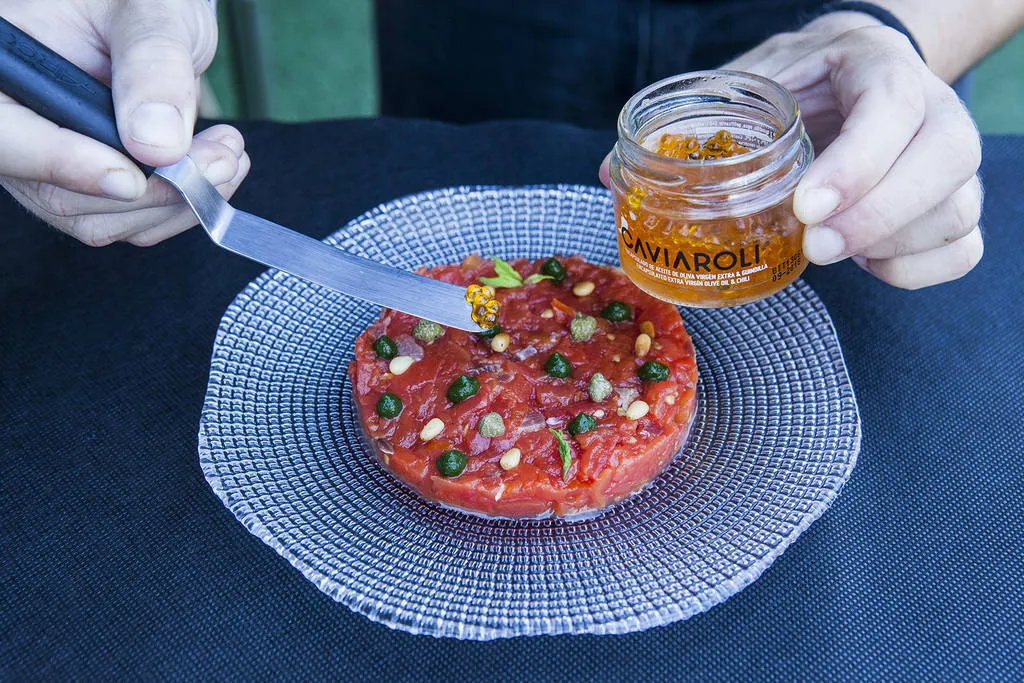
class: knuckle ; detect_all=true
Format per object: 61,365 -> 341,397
933,100 -> 982,174
873,258 -> 917,290
947,180 -> 983,238
120,38 -> 195,77
70,219 -> 118,248
188,4 -> 219,69
762,32 -> 793,51
826,147 -> 878,199
951,228 -> 984,276
115,0 -> 217,71
894,81 -> 927,124
843,196 -> 901,246
125,230 -> 163,247
945,125 -> 982,175
34,183 -> 74,218
871,62 -> 928,123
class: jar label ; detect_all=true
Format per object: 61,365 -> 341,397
615,208 -> 806,306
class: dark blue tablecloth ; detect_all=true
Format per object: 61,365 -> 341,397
1,120 -> 1021,681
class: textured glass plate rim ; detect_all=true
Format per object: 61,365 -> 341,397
198,184 -> 862,640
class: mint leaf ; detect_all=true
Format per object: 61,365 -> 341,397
549,428 -> 573,480
524,273 -> 554,285
480,256 -> 524,289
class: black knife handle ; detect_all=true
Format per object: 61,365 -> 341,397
0,16 -> 154,174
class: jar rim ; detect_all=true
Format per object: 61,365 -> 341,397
616,70 -> 801,170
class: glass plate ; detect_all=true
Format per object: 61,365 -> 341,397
198,185 -> 861,640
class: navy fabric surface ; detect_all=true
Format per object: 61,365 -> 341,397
377,0 -> 827,128
1,120 -> 1021,680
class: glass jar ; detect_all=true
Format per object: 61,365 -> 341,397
608,70 -> 813,307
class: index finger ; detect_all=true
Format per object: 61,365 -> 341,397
776,28 -> 929,239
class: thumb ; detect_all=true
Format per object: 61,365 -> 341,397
108,0 -> 218,166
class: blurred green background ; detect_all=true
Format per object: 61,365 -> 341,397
205,1 -> 1023,133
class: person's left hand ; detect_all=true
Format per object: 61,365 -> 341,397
601,11 -> 984,290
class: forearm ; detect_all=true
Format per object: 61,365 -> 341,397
857,0 -> 1024,81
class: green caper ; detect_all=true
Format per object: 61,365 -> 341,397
476,323 -> 503,340
436,449 -> 468,477
600,301 -> 632,322
543,352 -> 572,379
372,335 -> 398,359
540,257 -> 568,284
446,374 -> 480,403
587,372 -> 613,402
637,360 -> 670,382
567,413 -> 597,436
413,319 -> 444,343
569,313 -> 597,342
477,412 -> 506,437
375,392 -> 403,419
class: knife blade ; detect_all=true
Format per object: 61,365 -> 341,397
0,16 -> 481,331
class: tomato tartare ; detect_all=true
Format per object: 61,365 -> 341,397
348,255 -> 698,518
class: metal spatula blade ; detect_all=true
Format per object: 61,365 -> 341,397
0,17 -> 479,331
155,157 -> 479,330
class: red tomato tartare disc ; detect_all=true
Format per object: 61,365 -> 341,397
348,255 -> 698,518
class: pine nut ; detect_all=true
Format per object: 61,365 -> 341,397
572,280 -> 595,297
491,332 -> 511,353
540,309 -> 555,319
639,321 -> 655,338
634,333 -> 652,357
612,353 -> 621,362
389,355 -> 415,375
500,448 -> 522,470
625,400 -> 650,420
419,417 -> 445,441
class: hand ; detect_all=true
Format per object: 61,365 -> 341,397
723,12 -> 983,289
0,0 -> 250,247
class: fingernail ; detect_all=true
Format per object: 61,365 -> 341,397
851,255 -> 870,271
205,156 -> 237,185
796,186 -> 841,225
99,168 -> 144,201
130,102 -> 184,148
803,225 -> 847,264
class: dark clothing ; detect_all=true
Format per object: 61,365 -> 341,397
377,0 -> 826,128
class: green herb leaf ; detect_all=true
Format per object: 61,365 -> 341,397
524,273 -> 554,285
479,256 -> 524,289
549,428 -> 573,480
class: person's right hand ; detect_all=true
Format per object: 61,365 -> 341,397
0,0 -> 249,247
